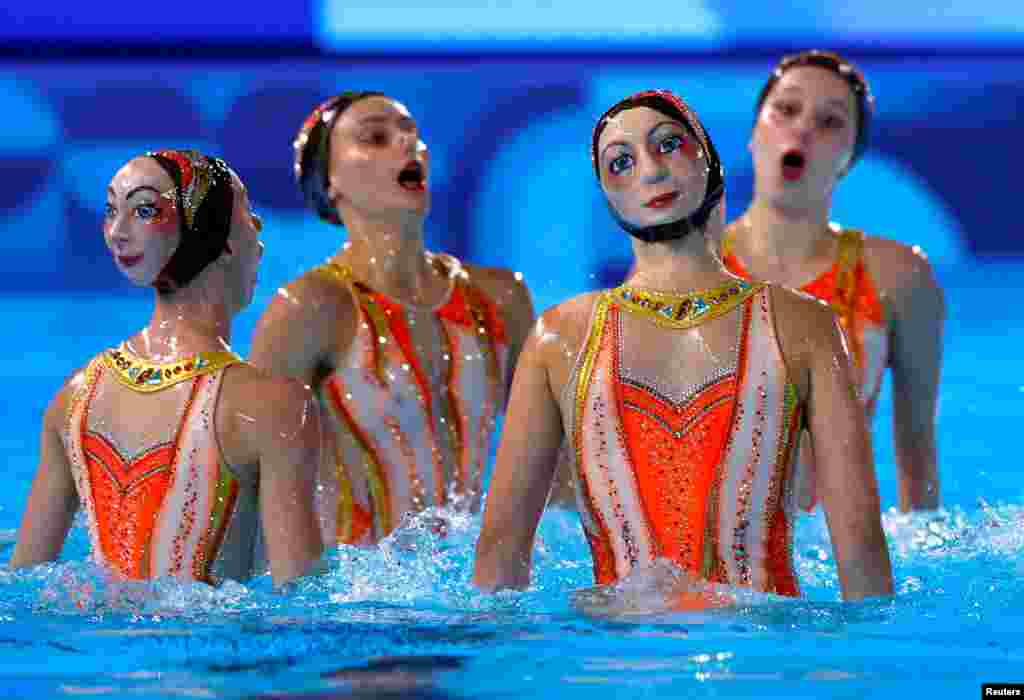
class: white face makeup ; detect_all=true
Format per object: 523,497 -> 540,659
103,158 -> 181,287
597,106 -> 710,230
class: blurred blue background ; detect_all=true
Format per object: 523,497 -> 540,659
2,11 -> 1024,699
0,1 -> 1020,321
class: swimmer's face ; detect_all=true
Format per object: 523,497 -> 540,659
751,66 -> 858,204
104,158 -> 181,287
597,106 -> 709,230
225,170 -> 264,314
326,95 -> 431,223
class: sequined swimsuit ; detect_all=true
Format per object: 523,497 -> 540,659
314,254 -> 508,544
64,347 -> 259,584
562,282 -> 804,595
722,225 -> 888,413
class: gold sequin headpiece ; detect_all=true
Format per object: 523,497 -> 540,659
144,148 -> 234,290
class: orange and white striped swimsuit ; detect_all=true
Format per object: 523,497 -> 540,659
64,346 -> 259,584
314,254 -> 508,544
722,225 -> 888,412
563,281 -> 804,596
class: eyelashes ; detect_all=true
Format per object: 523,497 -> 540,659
608,153 -> 633,176
606,133 -> 689,176
103,202 -> 175,224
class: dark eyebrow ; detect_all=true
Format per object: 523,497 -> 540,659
648,120 -> 687,138
356,113 -> 416,128
601,120 -> 687,159
776,86 -> 851,114
600,140 -> 631,159
125,185 -> 163,200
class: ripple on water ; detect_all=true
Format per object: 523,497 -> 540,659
0,502 -> 1022,696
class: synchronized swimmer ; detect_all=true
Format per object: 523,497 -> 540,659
8,50 -> 939,605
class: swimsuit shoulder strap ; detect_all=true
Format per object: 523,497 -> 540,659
834,227 -> 866,316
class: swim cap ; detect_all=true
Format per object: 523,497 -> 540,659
755,50 -> 874,169
146,149 -> 234,293
592,90 -> 724,243
293,91 -> 387,225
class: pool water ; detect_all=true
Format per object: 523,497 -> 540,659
1,260 -> 1021,699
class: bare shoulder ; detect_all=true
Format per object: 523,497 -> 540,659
767,284 -> 843,384
43,361 -> 95,433
769,283 -> 835,331
533,290 -> 605,361
251,265 -> 359,377
218,362 -> 319,464
460,260 -> 532,310
221,362 -> 316,426
259,265 -> 356,330
861,234 -> 941,294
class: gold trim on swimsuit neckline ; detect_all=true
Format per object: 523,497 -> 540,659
102,345 -> 242,393
613,279 -> 763,329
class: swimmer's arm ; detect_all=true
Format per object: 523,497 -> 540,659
250,278 -> 346,387
250,282 -> 362,544
251,380 -> 326,587
9,389 -> 78,569
468,266 -> 537,400
805,306 -> 894,601
474,324 -> 562,591
496,272 -> 536,399
887,249 -> 944,512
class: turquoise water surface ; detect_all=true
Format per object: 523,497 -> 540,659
1,260 -> 1021,699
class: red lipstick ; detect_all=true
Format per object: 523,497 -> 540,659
117,254 -> 143,268
645,191 -> 680,209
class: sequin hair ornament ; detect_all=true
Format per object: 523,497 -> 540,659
293,91 -> 387,225
756,49 -> 874,170
591,90 -> 725,244
145,149 -> 234,292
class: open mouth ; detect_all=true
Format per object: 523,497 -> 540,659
645,191 -> 680,209
397,161 -> 426,192
781,150 -> 806,182
117,254 -> 143,268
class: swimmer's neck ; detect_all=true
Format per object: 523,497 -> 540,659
332,216 -> 445,304
737,197 -> 835,263
130,285 -> 234,362
626,226 -> 734,293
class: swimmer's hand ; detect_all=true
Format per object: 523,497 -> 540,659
570,559 -> 735,618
